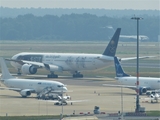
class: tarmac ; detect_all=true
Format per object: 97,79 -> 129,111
0,76 -> 159,116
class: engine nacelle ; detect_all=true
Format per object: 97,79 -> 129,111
44,64 -> 62,72
139,87 -> 147,95
21,64 -> 37,74
20,89 -> 31,97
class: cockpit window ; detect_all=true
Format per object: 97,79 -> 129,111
57,85 -> 64,87
38,82 -> 42,84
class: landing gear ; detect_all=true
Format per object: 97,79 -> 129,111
72,71 -> 83,78
17,72 -> 21,75
17,68 -> 21,75
47,72 -> 58,78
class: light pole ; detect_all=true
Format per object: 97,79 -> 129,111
131,16 -> 143,113
61,86 -> 63,120
121,86 -> 124,120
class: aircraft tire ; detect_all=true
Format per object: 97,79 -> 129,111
80,74 -> 83,78
47,74 -> 58,78
139,91 -> 142,95
22,96 -> 27,98
73,74 -> 83,78
73,74 -> 76,78
17,73 -> 21,76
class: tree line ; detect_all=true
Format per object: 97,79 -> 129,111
0,13 -> 159,41
1,7 -> 159,18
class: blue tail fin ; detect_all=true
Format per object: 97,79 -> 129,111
114,57 -> 129,77
103,28 -> 121,56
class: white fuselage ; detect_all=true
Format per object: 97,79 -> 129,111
2,78 -> 67,93
11,52 -> 114,71
116,76 -> 160,90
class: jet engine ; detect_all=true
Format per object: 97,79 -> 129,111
21,64 -> 37,74
44,63 -> 62,72
44,64 -> 62,72
139,87 -> 147,95
20,90 -> 31,97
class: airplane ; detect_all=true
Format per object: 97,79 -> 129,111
120,35 -> 149,41
106,25 -> 149,41
7,28 -> 121,78
103,57 -> 160,95
0,57 -> 67,98
144,91 -> 160,103
7,28 -> 152,78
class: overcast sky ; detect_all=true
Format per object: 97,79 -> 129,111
0,0 -> 159,10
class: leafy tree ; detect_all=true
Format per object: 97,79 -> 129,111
0,14 -> 159,41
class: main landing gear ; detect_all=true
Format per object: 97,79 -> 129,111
17,68 -> 21,75
47,72 -> 58,78
72,71 -> 83,78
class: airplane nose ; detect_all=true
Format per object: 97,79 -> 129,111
10,55 -> 17,67
10,54 -> 22,69
12,54 -> 18,60
63,87 -> 68,92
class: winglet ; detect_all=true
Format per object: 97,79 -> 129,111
114,57 -> 129,77
0,57 -> 15,80
103,28 -> 121,56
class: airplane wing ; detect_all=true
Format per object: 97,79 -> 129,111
144,98 -> 155,100
39,99 -> 89,103
103,84 -> 136,90
119,56 -> 155,61
6,58 -> 63,72
20,60 -> 45,68
0,87 -> 35,92
5,58 -> 44,67
22,60 -> 63,72
143,97 -> 160,102
141,97 -> 159,103
96,56 -> 155,62
65,99 -> 89,103
103,84 -> 152,93
5,58 -> 25,65
39,100 -> 59,103
0,87 -> 21,91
